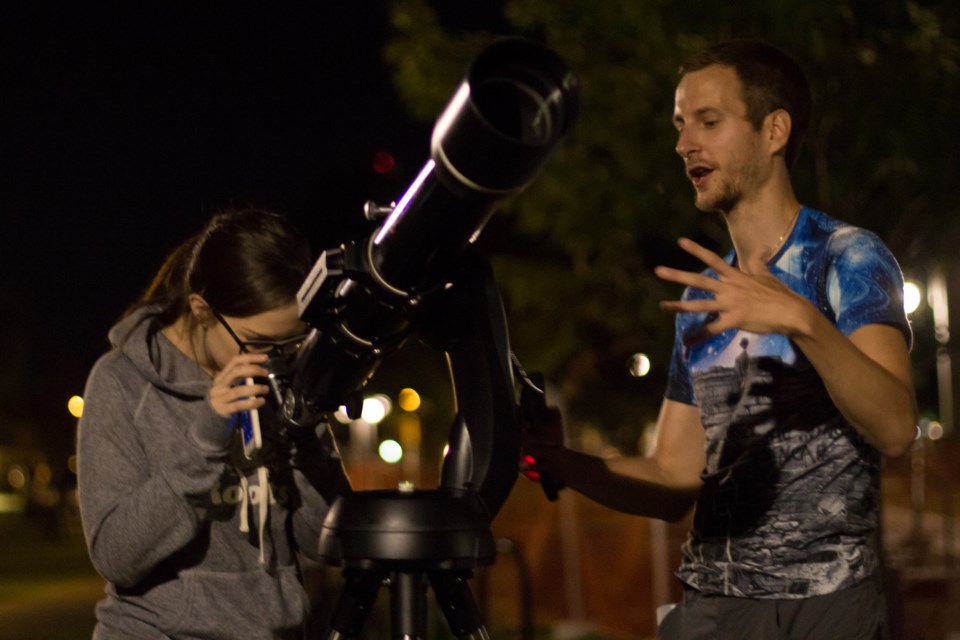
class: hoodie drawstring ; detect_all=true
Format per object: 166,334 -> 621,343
237,465 -> 269,565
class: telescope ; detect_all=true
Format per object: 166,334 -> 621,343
281,38 -> 579,639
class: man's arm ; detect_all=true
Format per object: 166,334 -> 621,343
790,315 -> 916,457
526,398 -> 705,521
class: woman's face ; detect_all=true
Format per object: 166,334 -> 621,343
204,300 -> 309,373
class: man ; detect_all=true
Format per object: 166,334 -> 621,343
524,41 -> 917,639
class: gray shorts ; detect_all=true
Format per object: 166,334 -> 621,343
658,573 -> 889,640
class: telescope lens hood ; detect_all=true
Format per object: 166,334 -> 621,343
431,37 -> 580,195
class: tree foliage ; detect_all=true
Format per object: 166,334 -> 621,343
384,0 -> 960,442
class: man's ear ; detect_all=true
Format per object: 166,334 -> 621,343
765,108 -> 792,159
187,293 -> 216,328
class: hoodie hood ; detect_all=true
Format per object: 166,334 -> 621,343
108,305 -> 211,400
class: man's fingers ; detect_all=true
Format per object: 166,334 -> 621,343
659,299 -> 719,313
655,266 -> 721,293
677,237 -> 736,276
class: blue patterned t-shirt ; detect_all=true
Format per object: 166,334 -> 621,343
665,206 -> 911,598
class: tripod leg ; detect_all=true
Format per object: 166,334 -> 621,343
390,570 -> 428,639
324,569 -> 384,639
430,571 -> 491,640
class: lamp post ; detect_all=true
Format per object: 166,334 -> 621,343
904,268 -> 955,569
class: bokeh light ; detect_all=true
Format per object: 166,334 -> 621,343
903,281 -> 922,315
398,388 -> 421,412
378,439 -> 403,463
361,394 -> 392,424
372,150 -> 395,174
68,395 -> 85,418
7,466 -> 26,490
628,353 -> 652,377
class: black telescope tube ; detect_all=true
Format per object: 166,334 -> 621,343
287,38 -> 579,417
368,37 -> 579,295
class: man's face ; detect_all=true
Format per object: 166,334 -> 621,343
673,65 -> 769,213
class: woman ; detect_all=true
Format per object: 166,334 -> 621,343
78,208 -> 351,639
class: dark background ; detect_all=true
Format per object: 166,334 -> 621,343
0,4 -> 466,465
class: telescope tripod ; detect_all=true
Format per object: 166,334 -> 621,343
320,488 -> 495,639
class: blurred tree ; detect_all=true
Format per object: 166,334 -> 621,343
384,0 -> 960,445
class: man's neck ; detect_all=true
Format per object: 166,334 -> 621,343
723,176 -> 801,272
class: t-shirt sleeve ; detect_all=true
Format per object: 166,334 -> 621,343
825,227 -> 912,348
665,309 -> 696,405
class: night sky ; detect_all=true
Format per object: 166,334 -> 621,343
1,4 -> 447,462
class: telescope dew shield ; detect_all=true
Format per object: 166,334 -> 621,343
370,37 -> 580,295
288,38 -> 579,418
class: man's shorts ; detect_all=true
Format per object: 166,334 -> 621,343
658,572 -> 888,640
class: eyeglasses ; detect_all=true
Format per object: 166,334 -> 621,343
210,308 -> 309,359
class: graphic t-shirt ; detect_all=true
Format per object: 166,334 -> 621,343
665,206 -> 911,598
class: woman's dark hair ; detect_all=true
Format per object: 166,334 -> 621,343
679,41 -> 812,169
129,207 -> 312,326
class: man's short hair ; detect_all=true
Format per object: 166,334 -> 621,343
679,41 -> 813,169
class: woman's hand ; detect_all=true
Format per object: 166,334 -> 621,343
207,353 -> 271,418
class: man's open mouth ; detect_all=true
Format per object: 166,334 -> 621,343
688,166 -> 713,186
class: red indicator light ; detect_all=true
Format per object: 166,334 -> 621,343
372,150 -> 395,174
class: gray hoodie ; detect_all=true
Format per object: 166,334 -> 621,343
78,307 -> 350,639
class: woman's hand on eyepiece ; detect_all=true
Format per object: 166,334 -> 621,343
207,353 -> 271,418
